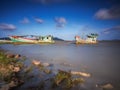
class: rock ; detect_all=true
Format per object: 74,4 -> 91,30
0,81 -> 17,90
6,54 -> 15,58
13,66 -> 20,72
101,83 -> 113,89
32,60 -> 41,66
6,54 -> 21,59
15,54 -> 21,59
9,81 -> 17,87
43,69 -> 51,74
8,65 -> 14,70
0,84 -> 10,90
60,63 -> 72,67
71,71 -> 91,77
42,63 -> 50,67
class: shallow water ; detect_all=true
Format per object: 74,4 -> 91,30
0,41 -> 120,90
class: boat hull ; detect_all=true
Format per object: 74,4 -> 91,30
76,40 -> 98,44
9,36 -> 37,43
9,36 -> 55,44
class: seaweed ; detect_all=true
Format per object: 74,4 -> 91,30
52,70 -> 84,89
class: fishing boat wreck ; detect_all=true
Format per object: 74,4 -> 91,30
75,33 -> 98,44
0,37 -> 12,43
9,35 -> 55,43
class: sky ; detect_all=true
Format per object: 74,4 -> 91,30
0,0 -> 120,40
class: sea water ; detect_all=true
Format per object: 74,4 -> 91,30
0,41 -> 120,90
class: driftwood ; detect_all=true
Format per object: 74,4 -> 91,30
71,71 -> 91,77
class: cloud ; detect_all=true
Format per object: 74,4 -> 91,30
95,6 -> 120,20
34,17 -> 44,24
0,23 -> 16,30
20,18 -> 30,24
103,25 -> 120,34
54,17 -> 66,28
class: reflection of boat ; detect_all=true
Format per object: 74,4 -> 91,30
9,35 -> 54,43
75,33 -> 98,44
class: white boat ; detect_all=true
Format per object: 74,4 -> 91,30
9,35 -> 55,43
75,33 -> 98,44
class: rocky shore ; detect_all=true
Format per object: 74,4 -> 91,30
0,49 -> 24,90
0,49 -> 114,90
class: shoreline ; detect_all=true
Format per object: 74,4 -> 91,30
0,40 -> 120,45
0,49 -> 90,90
0,45 -> 117,90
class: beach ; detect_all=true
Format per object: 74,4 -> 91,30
0,41 -> 120,90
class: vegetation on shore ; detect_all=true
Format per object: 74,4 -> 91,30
0,50 -> 22,82
51,70 -> 84,89
0,49 -> 88,90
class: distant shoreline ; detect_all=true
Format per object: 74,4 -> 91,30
0,39 -> 120,45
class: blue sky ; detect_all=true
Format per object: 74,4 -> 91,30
0,0 -> 120,40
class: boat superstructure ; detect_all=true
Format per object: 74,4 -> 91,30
75,33 -> 98,44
